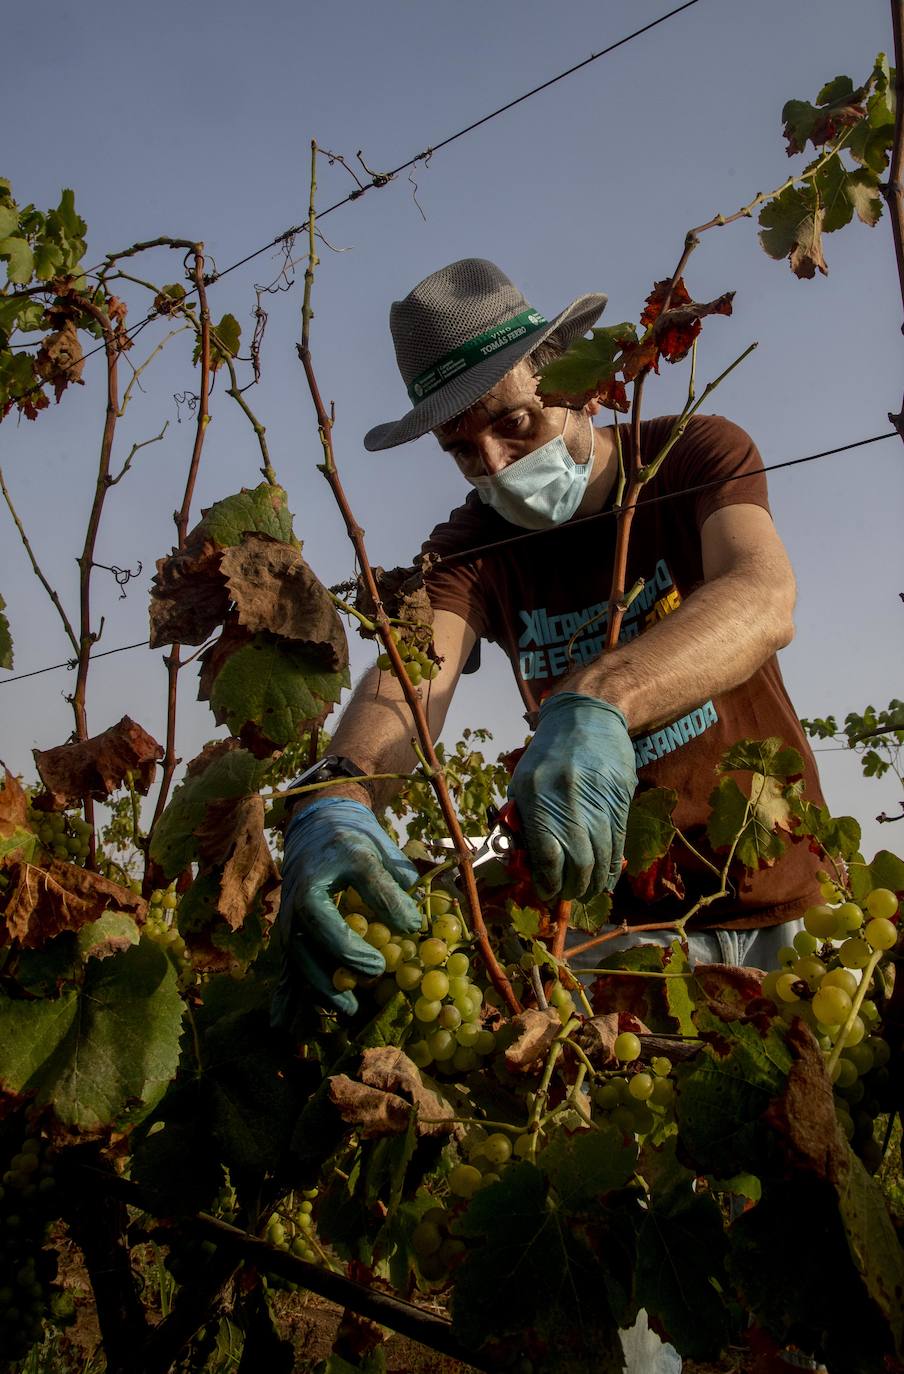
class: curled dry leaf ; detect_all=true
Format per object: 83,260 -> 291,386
1,858 -> 146,948
503,1007 -> 561,1073
692,963 -> 766,1019
354,561 -> 436,649
195,792 -> 279,931
220,533 -> 348,672
652,291 -> 735,364
763,1018 -> 848,1184
328,1046 -> 459,1139
149,531 -> 230,649
32,716 -> 163,810
0,767 -> 29,837
575,1012 -> 622,1067
34,319 -> 84,402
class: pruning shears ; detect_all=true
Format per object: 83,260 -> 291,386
428,800 -> 529,876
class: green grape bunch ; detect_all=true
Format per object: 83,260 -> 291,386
26,803 -> 93,866
376,624 -> 440,687
143,885 -> 194,985
761,882 -> 900,1163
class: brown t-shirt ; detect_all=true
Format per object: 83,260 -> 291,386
421,413 -> 826,930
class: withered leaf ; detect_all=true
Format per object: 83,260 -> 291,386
628,850 -> 686,905
195,792 -> 279,931
575,1012 -> 621,1067
640,276 -> 692,327
0,767 -> 28,837
763,1018 -> 849,1183
617,334 -> 660,383
355,563 -> 435,649
149,531 -> 230,649
504,1007 -> 561,1073
1,858 -> 146,948
692,963 -> 766,1018
34,320 -> 84,402
220,533 -> 348,672
329,1046 -> 458,1138
33,716 -> 163,809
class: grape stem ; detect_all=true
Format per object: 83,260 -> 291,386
824,947 -> 884,1080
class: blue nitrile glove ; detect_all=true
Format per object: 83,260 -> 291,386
272,798 -> 423,1023
508,692 -> 637,900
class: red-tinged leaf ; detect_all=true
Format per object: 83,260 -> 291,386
595,377 -> 629,413
0,593 -> 13,670
535,323 -> 637,409
617,333 -> 660,382
19,390 -> 50,421
653,292 -> 735,364
0,857 -> 146,948
781,79 -> 867,156
32,716 -> 163,809
149,740 -> 270,878
640,276 -> 692,327
627,850 -> 685,904
692,963 -> 766,1017
220,533 -> 348,672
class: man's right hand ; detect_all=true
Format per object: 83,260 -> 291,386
271,797 -> 423,1024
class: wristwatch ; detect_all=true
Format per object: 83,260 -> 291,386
283,755 -> 367,813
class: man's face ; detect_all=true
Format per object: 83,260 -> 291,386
434,361 -> 588,483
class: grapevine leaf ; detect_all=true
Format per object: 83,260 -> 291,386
790,797 -> 862,863
0,236 -> 35,285
194,792 -> 279,932
844,167 -> 884,226
503,1007 -> 561,1073
535,323 -> 637,408
660,939 -> 696,1034
849,849 -> 904,904
33,716 -> 163,809
674,1007 -> 794,1177
0,827 -> 38,864
815,153 -> 854,233
540,1123 -> 637,1207
43,189 -> 87,273
452,1161 -> 624,1371
0,205 -> 17,237
653,292 -> 734,365
194,312 -> 241,369
328,1046 -> 459,1139
76,911 -> 140,961
634,1178 -> 734,1360
32,240 -> 64,280
508,901 -> 541,939
1,858 -> 146,948
728,1178 -> 896,1372
198,483 -> 296,548
35,320 -> 84,402
761,1019 -> 848,1182
781,80 -> 866,156
758,184 -> 827,279
220,533 -> 348,673
691,963 -> 766,1018
720,738 -> 804,779
0,939 -> 182,1131
0,593 -> 12,670
639,276 -> 692,326
590,943 -> 677,1032
205,636 -> 350,753
627,849 -> 685,904
149,740 -> 270,878
706,775 -> 791,871
14,933 -> 80,997
0,766 -> 29,836
837,1152 -> 904,1352
624,788 -> 677,876
568,888 -> 612,933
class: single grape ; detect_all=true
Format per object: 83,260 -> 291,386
614,1032 -> 642,1062
447,952 -> 471,978
396,963 -> 423,992
868,1037 -> 891,1068
419,938 -> 448,967
777,944 -> 798,966
399,938 -> 419,961
650,1077 -> 674,1108
811,986 -> 852,1025
428,1029 -> 456,1060
432,915 -> 463,945
803,904 -> 841,939
424,892 -> 453,918
332,967 -> 357,992
365,922 -> 392,949
448,1164 -> 482,1198
451,1046 -> 479,1072
843,1042 -> 874,1075
593,1082 -> 622,1110
793,955 -> 826,988
381,942 -> 403,972
865,917 -> 898,951
480,1133 -> 513,1166
838,938 -> 871,970
414,996 -> 442,1023
793,930 -> 819,956
775,972 -> 801,1003
831,1058 -> 858,1088
411,1220 -> 443,1257
650,1055 -> 672,1077
628,1073 -> 654,1101
865,888 -> 899,921
420,969 -> 450,1001
407,1040 -> 433,1069
822,968 -> 858,997
474,1029 -> 495,1056
550,983 -> 573,1012
835,902 -> 864,934
438,1004 -> 462,1031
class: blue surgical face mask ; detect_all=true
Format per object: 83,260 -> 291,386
471,411 -> 594,530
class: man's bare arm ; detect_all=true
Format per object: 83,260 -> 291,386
551,504 -> 796,731
294,608 -> 477,811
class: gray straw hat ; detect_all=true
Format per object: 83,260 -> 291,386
363,258 -> 607,451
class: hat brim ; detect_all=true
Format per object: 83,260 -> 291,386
363,292 -> 608,452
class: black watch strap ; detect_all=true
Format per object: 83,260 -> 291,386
284,755 -> 366,801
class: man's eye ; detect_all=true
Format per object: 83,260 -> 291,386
500,413 -> 529,436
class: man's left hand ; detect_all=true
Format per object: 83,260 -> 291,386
508,692 -> 637,900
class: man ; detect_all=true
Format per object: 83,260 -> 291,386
274,257 -> 825,1019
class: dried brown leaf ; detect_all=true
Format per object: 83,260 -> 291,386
0,858 -> 146,948
329,1046 -> 459,1138
693,963 -> 766,1019
0,767 -> 29,838
576,1012 -> 621,1066
149,533 -> 230,649
34,320 -> 84,402
763,1018 -> 849,1183
220,533 -> 348,672
195,793 -> 279,931
32,716 -> 163,810
355,563 -> 435,648
504,1007 -> 561,1073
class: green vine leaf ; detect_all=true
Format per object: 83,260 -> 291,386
0,236 -> 35,286
624,787 -> 678,875
568,888 -> 612,933
706,775 -> 788,870
848,849 -> 904,905
790,798 -> 862,864
720,738 -> 804,779
508,901 -> 541,939
758,183 -> 827,279
195,312 -> 241,369
0,938 -> 183,1132
206,636 -> 349,753
781,77 -> 866,157
197,483 -> 295,548
0,592 -> 12,669
538,1122 -> 637,1207
536,322 -> 637,409
0,205 -> 17,238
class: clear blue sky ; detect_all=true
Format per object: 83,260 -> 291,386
2,0 -> 902,856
